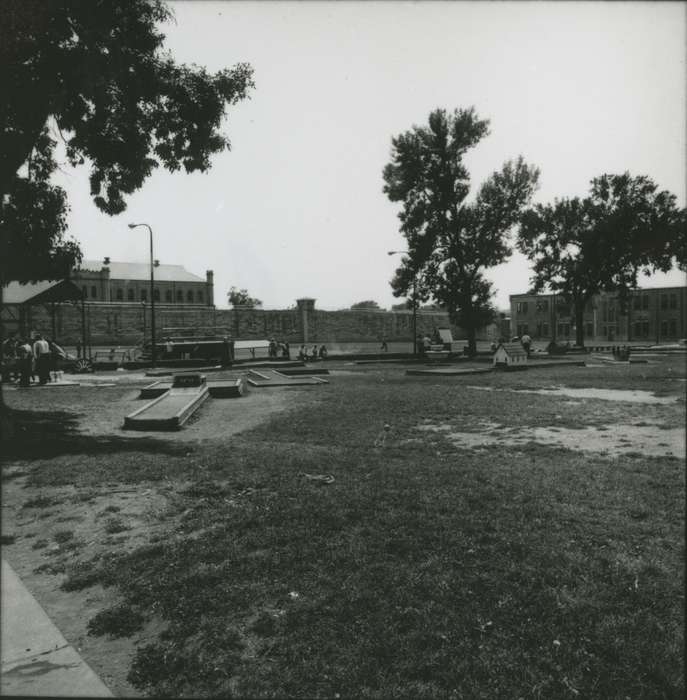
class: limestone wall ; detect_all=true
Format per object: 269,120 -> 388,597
11,300 -> 465,346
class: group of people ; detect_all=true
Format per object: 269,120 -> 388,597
268,338 -> 291,359
297,344 -> 327,361
1,333 -> 60,386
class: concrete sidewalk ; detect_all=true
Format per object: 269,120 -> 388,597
1,559 -> 113,697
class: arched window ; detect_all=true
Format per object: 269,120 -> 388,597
176,290 -> 183,302
127,288 -> 134,301
116,288 -> 123,301
141,289 -> 147,302
197,290 -> 204,303
154,288 -> 160,302
186,290 -> 194,303
165,290 -> 172,303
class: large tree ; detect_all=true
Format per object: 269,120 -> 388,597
382,107 -> 540,354
227,287 -> 262,309
0,0 -> 254,437
517,173 -> 686,346
0,0 -> 254,285
350,300 -> 381,310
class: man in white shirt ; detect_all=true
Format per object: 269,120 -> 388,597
33,334 -> 51,384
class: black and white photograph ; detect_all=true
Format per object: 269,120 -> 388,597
1,0 -> 685,697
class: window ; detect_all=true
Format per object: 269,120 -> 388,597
165,290 -> 172,303
633,295 -> 641,311
660,321 -> 668,337
141,289 -> 147,302
176,290 -> 183,302
154,288 -> 160,302
186,290 -> 194,302
197,290 -> 204,303
91,285 -> 97,299
536,300 -> 548,312
557,323 -> 570,337
517,324 -> 524,336
608,307 -> 615,322
660,294 -> 668,310
586,323 -> 593,337
516,301 -> 529,314
669,319 -> 677,336
642,295 -> 649,310
116,288 -> 123,301
634,322 -> 642,337
669,294 -> 677,309
642,321 -> 649,337
82,286 -> 88,299
541,323 -> 549,337
127,288 -> 134,301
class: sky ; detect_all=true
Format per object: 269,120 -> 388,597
58,1 -> 686,311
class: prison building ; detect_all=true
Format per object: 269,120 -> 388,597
72,260 -> 214,307
510,286 -> 687,344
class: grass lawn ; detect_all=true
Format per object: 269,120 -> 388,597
2,357 -> 685,698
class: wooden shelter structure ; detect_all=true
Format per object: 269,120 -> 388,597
1,279 -> 86,349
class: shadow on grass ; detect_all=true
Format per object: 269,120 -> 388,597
2,407 -> 184,460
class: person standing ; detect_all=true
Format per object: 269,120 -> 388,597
32,334 -> 50,384
521,332 -> 532,356
18,338 -> 33,387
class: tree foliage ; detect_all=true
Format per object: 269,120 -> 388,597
350,300 -> 381,310
382,107 -> 539,353
517,173 -> 686,345
0,0 -> 254,284
228,287 -> 262,309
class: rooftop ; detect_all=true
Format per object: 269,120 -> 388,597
78,260 -> 206,283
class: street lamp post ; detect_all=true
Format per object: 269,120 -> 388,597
388,250 -> 417,355
129,223 -> 157,367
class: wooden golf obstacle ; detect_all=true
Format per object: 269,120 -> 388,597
126,373 -> 247,431
128,368 -> 325,431
246,369 -> 329,387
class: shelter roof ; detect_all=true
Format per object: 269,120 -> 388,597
3,279 -> 83,305
79,260 -> 205,283
497,342 -> 527,358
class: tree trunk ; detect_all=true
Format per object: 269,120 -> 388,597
574,301 -> 585,347
466,325 -> 477,356
0,282 -> 16,441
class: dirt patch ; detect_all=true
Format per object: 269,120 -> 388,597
465,384 -> 679,404
417,421 -> 685,458
1,474 -> 179,696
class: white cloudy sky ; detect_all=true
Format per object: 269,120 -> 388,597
58,1 -> 686,310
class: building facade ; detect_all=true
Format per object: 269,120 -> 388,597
72,260 -> 214,307
510,286 -> 687,344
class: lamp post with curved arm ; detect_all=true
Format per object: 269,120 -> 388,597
388,250 -> 417,355
128,223 -> 157,367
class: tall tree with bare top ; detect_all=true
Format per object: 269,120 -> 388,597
382,107 -> 540,355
